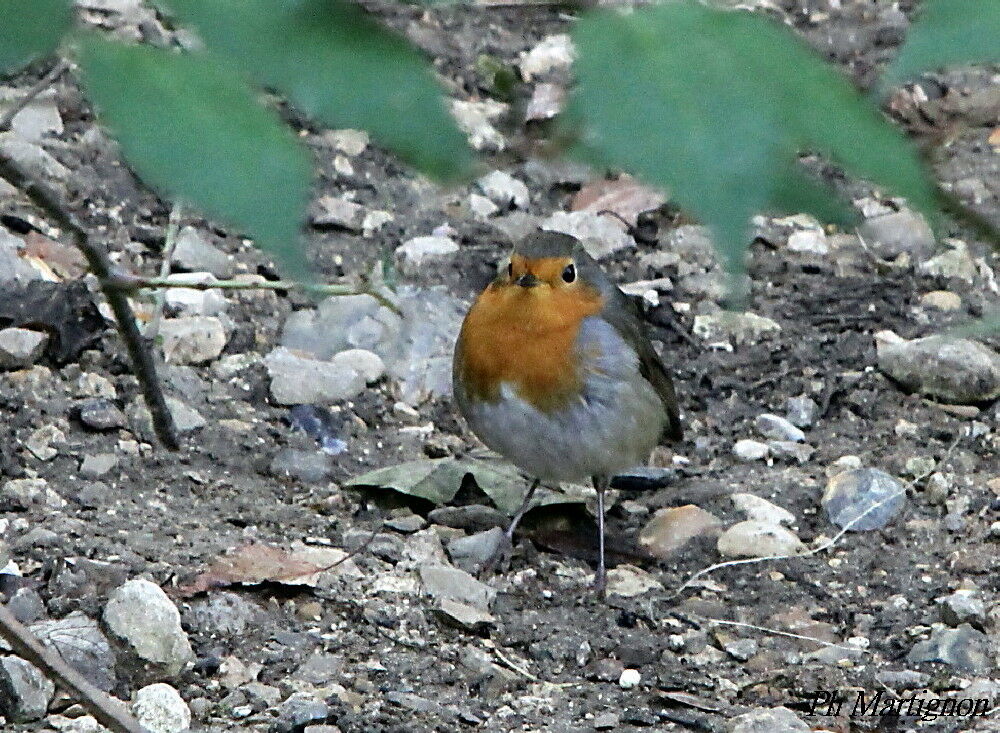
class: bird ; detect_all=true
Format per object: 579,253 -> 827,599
452,229 -> 682,592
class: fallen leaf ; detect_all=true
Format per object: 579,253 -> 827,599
0,280 -> 104,363
177,542 -> 349,596
571,175 -> 668,226
23,231 -> 88,280
990,126 -> 1000,150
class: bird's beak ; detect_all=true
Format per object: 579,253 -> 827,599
515,272 -> 540,288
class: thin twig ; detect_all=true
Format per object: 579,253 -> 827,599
704,618 -> 868,654
109,272 -> 402,314
675,436 -> 961,595
144,202 -> 183,341
0,604 -> 145,733
0,58 -> 70,133
0,157 -> 180,449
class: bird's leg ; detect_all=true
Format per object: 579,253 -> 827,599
592,474 -> 609,595
480,477 -> 540,576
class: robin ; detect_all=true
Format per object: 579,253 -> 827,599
453,230 -> 682,592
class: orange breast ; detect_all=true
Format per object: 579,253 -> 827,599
456,281 -> 604,412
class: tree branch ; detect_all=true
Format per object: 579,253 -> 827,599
0,603 -> 146,733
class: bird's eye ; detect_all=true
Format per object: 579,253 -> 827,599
562,263 -> 576,283
507,262 -> 514,279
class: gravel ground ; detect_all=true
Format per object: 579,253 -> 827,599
0,1 -> 998,732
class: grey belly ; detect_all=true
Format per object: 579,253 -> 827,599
461,372 -> 666,482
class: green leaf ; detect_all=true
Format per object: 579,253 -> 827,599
566,3 -> 936,274
77,37 -> 311,274
0,0 -> 72,73
885,0 -> 1000,87
766,164 -> 858,228
165,0 -> 472,181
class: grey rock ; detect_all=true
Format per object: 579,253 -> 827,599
31,612 -> 116,691
755,413 -> 805,442
467,193 -> 499,219
784,395 -> 818,428
132,683 -> 191,733
26,424 -> 64,460
729,706 -> 809,733
0,327 -> 48,369
732,439 -> 770,461
170,227 -> 232,278
446,528 -> 505,573
186,592 -> 258,637
434,599 -> 495,629
938,590 -> 986,628
525,82 -> 564,121
693,312 -> 781,345
394,235 -> 459,275
419,565 -> 496,611
14,527 -> 59,549
79,453 -> 118,479
767,440 -> 814,464
477,170 -> 530,210
1,478 -> 65,510
450,98 -> 507,152
0,88 -> 62,142
717,521 -> 803,558
159,317 -> 227,364
0,132 -> 69,182
103,579 -> 194,679
876,333 -> 1000,404
874,669 -> 929,689
0,656 -> 54,722
540,210 -> 634,258
823,468 -> 906,531
127,396 -> 205,437
519,33 -> 574,80
730,493 -> 795,526
388,287 -> 466,405
270,448 -> 332,483
906,624 -> 990,673
385,513 -> 427,533
6,588 -> 45,624
918,239 -> 978,283
0,230 -> 39,284
428,505 -> 505,532
858,208 -> 935,259
163,273 -> 228,316
264,346 -> 383,405
310,195 -> 365,231
324,128 -> 368,156
78,398 -> 127,431
273,692 -> 329,733
295,653 -> 344,685
281,294 -> 400,360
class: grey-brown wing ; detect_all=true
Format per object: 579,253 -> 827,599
602,288 -> 683,441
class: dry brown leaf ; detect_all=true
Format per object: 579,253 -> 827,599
571,175 -> 667,226
989,126 -> 1000,150
177,542 -> 348,596
23,231 -> 88,280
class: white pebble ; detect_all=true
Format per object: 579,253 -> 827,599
618,668 -> 641,689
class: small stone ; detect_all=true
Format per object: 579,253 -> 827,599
733,439 -> 770,461
264,347 -> 383,405
730,493 -> 795,525
617,668 -> 641,689
78,398 -> 127,431
876,332 -> 1000,404
0,656 -> 54,722
0,132 -> 69,182
477,170 -> 530,210
693,312 -> 781,345
717,521 -> 803,558
450,99 -> 507,152
1,478 -> 64,510
540,211 -> 633,258
170,227 -> 232,278
755,413 -> 805,442
446,528 -> 504,573
362,210 -> 393,236
826,454 -> 862,478
385,513 -> 427,533
918,238 -> 978,282
163,273 -> 228,316
823,468 -> 906,531
25,424 -> 64,461
605,565 -> 663,598
419,565 -> 495,611
467,193 -> 499,220
525,82 -> 564,121
159,317 -> 227,364
394,236 -> 459,275
132,683 -> 191,733
0,230 -> 39,284
906,624 -> 990,673
639,505 -> 721,559
904,456 -> 936,477
920,290 -> 962,311
325,128 -> 368,156
311,195 -> 365,231
786,229 -> 828,255
519,34 -> 575,80
103,579 -> 194,679
269,449 -> 331,483
435,598 -> 495,629
768,441 -> 814,464
428,505 -> 505,532
858,208 -> 935,260
274,693 -> 330,733
0,328 -> 48,369
784,395 -> 818,428
729,706 -> 809,733
30,612 -> 116,691
938,590 -> 986,628
1,88 -> 62,142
